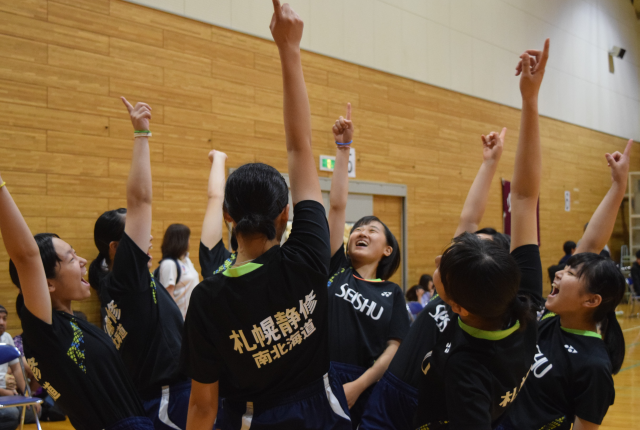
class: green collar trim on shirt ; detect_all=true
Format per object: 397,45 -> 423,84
560,326 -> 602,339
353,274 -> 383,282
541,311 -> 557,321
222,262 -> 263,277
458,317 -> 521,340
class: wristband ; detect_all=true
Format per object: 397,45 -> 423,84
336,140 -> 352,146
0,182 -> 5,189
134,130 -> 151,133
134,132 -> 152,138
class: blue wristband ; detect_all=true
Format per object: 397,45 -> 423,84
336,140 -> 352,146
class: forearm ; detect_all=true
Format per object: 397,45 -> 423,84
127,137 -> 152,207
455,160 -> 498,237
280,48 -> 312,153
10,363 -> 26,394
0,388 -> 14,396
330,148 -> 350,211
201,156 -> 227,249
577,182 -> 626,254
355,341 -> 399,390
186,404 -> 217,430
511,99 -> 541,201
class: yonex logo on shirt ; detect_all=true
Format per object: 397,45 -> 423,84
381,292 -> 392,297
444,342 -> 451,353
564,345 -> 577,354
336,283 -> 384,320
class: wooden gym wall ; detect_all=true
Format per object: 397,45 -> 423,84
0,0 -> 637,333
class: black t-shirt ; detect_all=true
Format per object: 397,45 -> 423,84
501,313 -> 615,429
327,244 -> 410,368
413,245 -> 543,430
99,233 -> 187,398
21,306 -> 145,430
199,239 -> 236,278
388,294 -> 452,388
180,200 -> 331,402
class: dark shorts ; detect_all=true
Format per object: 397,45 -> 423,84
359,371 -> 418,430
330,361 -> 377,430
105,416 -> 156,430
217,367 -> 351,430
142,380 -> 191,430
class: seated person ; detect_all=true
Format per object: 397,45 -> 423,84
405,285 -> 425,320
558,240 -> 576,266
631,249 -> 640,295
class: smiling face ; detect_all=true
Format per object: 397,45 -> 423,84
48,238 -> 91,302
348,220 -> 393,267
546,265 -> 600,316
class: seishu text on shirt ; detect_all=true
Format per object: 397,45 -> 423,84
335,283 -> 384,320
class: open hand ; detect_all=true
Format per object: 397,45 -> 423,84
269,0 -> 304,50
515,39 -> 550,101
481,128 -> 506,163
208,150 -> 228,163
606,139 -> 633,185
121,97 -> 151,131
332,103 -> 354,145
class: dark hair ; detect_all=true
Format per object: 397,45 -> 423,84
406,285 -> 423,302
89,208 -> 126,290
224,164 -> 288,241
566,253 -> 626,374
439,232 -> 534,330
475,227 -> 511,252
419,274 -> 433,289
73,311 -> 88,321
563,241 -> 576,255
161,224 -> 191,260
635,249 -> 640,259
348,216 -> 401,281
9,233 -> 62,289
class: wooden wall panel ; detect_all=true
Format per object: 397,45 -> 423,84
0,0 -> 637,334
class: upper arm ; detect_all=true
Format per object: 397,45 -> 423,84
328,206 -> 347,257
282,201 -> 331,275
288,149 -> 323,205
510,197 -> 539,251
16,258 -> 52,325
123,202 -> 152,256
573,417 -> 600,430
511,245 -> 543,307
189,379 -> 219,409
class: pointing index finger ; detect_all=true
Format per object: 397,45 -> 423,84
272,0 -> 282,16
121,96 -> 133,113
624,139 -> 634,157
346,102 -> 352,121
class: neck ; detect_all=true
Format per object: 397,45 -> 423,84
558,312 -> 598,332
352,259 -> 379,280
459,313 -> 504,331
235,236 -> 279,266
51,296 -> 73,315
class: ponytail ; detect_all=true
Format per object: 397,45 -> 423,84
88,253 -> 108,292
507,294 -> 535,332
235,213 -> 277,240
602,310 -> 625,374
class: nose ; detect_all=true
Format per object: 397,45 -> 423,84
79,257 -> 88,266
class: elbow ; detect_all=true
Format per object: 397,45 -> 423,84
127,190 -> 152,207
13,245 -> 41,267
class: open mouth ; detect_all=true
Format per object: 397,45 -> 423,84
549,283 -> 560,297
81,278 -> 90,287
355,240 -> 368,248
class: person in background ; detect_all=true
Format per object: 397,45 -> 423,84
630,249 -> 640,296
418,275 -> 434,305
157,224 -> 201,319
559,241 -> 576,266
0,304 -> 28,430
405,285 -> 425,321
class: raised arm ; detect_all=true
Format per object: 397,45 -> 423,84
329,103 -> 354,255
121,97 -> 153,252
201,150 -> 228,250
270,0 -> 322,205
0,179 -> 51,323
576,139 -> 633,254
510,39 -> 550,251
454,128 -> 505,237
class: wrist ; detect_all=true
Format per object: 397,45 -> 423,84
521,96 -> 539,108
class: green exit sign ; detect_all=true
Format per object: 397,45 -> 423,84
319,155 -> 336,172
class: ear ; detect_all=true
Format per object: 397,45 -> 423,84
109,241 -> 119,253
383,245 -> 393,257
47,278 -> 56,294
449,301 -> 469,317
280,204 -> 290,222
583,293 -> 602,309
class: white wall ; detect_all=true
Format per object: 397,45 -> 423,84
126,0 -> 640,140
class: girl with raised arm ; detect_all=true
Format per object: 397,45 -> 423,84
498,139 -> 633,430
358,128 -> 506,430
88,99 -> 189,430
198,150 -> 237,278
412,40 -> 550,430
325,103 -> 409,429
179,2 -> 350,429
0,112 -> 155,430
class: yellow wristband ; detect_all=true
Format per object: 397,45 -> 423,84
0,182 -> 6,189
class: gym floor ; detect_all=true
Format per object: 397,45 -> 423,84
24,303 -> 640,429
